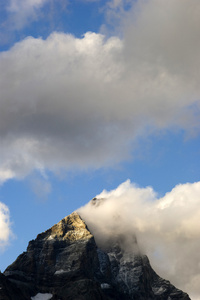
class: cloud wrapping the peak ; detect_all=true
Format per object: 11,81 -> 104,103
0,0 -> 200,181
78,180 -> 200,299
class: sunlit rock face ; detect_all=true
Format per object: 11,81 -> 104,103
0,212 -> 190,300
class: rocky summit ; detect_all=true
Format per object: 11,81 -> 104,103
0,212 -> 190,300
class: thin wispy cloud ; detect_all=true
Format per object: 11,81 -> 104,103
79,180 -> 200,300
6,0 -> 49,29
29,175 -> 52,200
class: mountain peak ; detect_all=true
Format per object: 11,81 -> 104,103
36,212 -> 92,242
0,211 -> 190,300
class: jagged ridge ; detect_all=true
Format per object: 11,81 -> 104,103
0,212 -> 190,300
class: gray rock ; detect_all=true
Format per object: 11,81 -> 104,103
1,212 -> 190,300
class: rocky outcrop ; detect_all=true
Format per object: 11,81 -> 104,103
98,245 -> 189,300
0,212 -> 190,300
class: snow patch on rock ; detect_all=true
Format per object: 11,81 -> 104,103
31,293 -> 53,300
152,286 -> 166,295
55,269 -> 66,275
101,283 -> 111,289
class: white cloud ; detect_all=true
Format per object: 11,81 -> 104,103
78,180 -> 200,299
8,0 -> 48,12
0,202 -> 12,251
6,0 -> 49,29
0,0 -> 200,181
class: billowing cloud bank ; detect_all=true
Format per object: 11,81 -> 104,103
0,202 -> 12,251
0,0 -> 200,182
79,180 -> 200,300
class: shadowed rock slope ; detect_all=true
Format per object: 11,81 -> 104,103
0,212 -> 190,300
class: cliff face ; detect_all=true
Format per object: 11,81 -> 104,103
0,212 -> 190,300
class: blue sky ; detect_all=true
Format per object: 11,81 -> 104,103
0,0 -> 200,298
